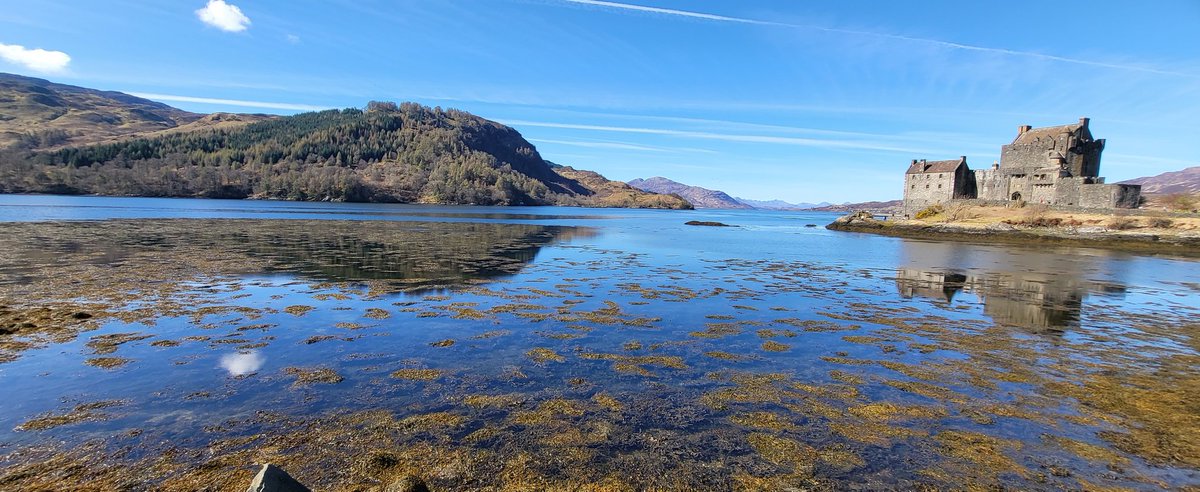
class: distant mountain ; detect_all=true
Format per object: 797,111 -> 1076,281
0,75 -> 689,208
810,199 -> 903,213
0,72 -> 204,149
734,197 -> 831,210
1120,166 -> 1200,195
555,167 -> 692,209
627,177 -> 750,209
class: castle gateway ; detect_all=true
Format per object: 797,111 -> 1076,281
902,118 -> 1141,216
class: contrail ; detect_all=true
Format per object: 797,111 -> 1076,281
562,0 -> 1193,78
129,93 -> 333,112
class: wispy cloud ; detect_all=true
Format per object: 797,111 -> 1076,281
502,119 -> 944,154
562,0 -> 1194,78
528,137 -> 714,153
0,43 -> 71,73
196,0 -> 251,33
128,92 -> 332,111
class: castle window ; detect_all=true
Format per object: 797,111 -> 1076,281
939,174 -> 943,179
938,184 -> 942,189
925,185 -> 929,189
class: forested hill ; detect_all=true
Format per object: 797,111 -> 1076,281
0,100 -> 690,208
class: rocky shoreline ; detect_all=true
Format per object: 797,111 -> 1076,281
827,211 -> 1200,256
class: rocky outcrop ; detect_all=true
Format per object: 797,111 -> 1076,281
826,211 -> 886,229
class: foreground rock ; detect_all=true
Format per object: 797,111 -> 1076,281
246,464 -> 310,492
385,475 -> 431,492
245,464 -> 430,492
685,220 -> 733,227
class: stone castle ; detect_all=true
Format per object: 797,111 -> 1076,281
902,118 -> 1141,217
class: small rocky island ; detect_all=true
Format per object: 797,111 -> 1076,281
829,118 -> 1200,254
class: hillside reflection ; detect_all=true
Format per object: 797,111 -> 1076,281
0,219 -> 594,289
894,241 -> 1129,332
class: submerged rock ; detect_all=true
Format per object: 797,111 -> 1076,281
685,220 -> 733,227
246,464 -> 310,492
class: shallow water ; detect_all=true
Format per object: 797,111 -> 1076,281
0,195 -> 1197,490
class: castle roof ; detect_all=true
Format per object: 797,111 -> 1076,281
1010,118 -> 1091,145
906,157 -> 966,174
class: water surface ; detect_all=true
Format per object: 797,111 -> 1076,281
0,195 -> 1196,490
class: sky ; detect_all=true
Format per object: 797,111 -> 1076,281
2,0 -> 1198,203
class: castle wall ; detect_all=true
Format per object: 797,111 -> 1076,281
1007,175 -> 1033,202
1000,142 -> 1055,172
903,172 -> 958,214
975,168 -> 1009,201
1080,184 -> 1141,209
954,166 -> 976,199
1053,177 -> 1083,206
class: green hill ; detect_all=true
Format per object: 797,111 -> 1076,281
0,77 -> 690,208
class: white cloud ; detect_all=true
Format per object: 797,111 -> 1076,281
0,43 -> 71,73
128,92 -> 332,111
286,34 -> 301,44
196,0 -> 251,32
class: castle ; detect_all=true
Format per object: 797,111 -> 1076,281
902,118 -> 1141,217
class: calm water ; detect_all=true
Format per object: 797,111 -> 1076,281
0,195 -> 1197,490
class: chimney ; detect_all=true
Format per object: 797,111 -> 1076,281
1079,117 -> 1089,127
960,155 -> 967,163
1018,125 -> 1032,135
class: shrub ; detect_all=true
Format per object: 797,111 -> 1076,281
914,204 -> 944,220
1147,217 -> 1173,229
944,202 -> 979,222
1107,217 -> 1138,230
1161,193 -> 1200,213
1022,203 -> 1049,218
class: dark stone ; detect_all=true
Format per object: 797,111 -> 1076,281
384,475 -> 430,492
684,221 -> 732,227
245,464 -> 310,492
71,312 -> 93,320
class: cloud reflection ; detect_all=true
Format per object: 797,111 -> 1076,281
220,351 -> 264,376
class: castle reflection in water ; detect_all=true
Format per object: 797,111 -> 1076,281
894,241 -> 1130,332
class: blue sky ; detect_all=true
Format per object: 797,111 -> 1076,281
2,0 -> 1198,203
